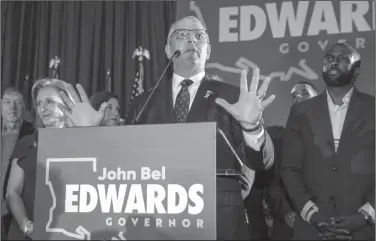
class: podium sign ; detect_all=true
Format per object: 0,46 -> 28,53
33,123 -> 217,240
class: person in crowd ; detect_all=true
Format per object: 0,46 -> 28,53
1,87 -> 34,240
264,125 -> 293,240
281,42 -> 375,240
89,91 -> 122,126
245,80 -> 317,240
265,83 -> 318,240
1,87 -> 34,137
58,16 -> 275,240
244,170 -> 272,240
290,81 -> 318,105
5,78 -> 75,240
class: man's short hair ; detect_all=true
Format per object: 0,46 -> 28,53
328,42 -> 361,67
1,87 -> 23,99
294,81 -> 317,91
167,16 -> 209,43
330,42 -> 360,57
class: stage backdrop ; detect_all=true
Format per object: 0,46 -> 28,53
177,0 -> 375,126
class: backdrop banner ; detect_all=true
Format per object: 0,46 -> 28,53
33,124 -> 217,240
177,0 -> 375,126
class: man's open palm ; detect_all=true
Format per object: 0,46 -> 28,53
215,68 -> 275,129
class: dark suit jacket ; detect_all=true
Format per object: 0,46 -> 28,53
265,126 -> 293,219
265,126 -> 295,240
126,77 -> 274,240
244,170 -> 271,240
6,131 -> 38,240
18,121 -> 35,140
1,121 -> 34,238
281,89 -> 375,240
2,120 -> 35,198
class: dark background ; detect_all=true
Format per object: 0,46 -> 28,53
1,1 -> 177,117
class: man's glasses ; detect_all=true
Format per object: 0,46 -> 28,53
169,29 -> 209,43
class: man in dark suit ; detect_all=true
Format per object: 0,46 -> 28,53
1,87 -> 34,240
1,87 -> 34,137
126,16 -> 275,240
59,16 -> 275,240
264,125 -> 294,240
281,43 -> 375,240
266,84 -> 317,240
291,81 -> 318,105
244,170 -> 272,240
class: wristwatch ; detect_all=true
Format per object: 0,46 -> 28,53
359,209 -> 375,226
241,118 -> 264,133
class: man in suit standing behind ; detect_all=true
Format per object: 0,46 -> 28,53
291,81 -> 318,105
266,82 -> 317,240
281,43 -> 375,240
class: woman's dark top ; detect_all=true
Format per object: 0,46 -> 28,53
7,132 -> 37,240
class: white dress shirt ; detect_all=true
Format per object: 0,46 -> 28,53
172,72 -> 205,109
301,88 -> 375,223
172,71 -> 266,153
327,88 -> 353,152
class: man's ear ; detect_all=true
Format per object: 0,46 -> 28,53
165,44 -> 172,59
206,44 -> 211,60
353,65 -> 361,80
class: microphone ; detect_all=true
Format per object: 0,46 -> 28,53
131,50 -> 181,124
173,50 -> 181,58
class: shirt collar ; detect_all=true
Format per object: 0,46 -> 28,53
2,119 -> 23,135
326,87 -> 354,107
172,71 -> 205,91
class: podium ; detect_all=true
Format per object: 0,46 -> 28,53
33,123 -> 217,240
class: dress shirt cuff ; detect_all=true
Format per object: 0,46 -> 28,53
300,200 -> 319,222
359,202 -> 375,221
307,209 -> 319,224
243,127 -> 265,152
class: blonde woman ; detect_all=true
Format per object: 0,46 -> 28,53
6,78 -> 75,240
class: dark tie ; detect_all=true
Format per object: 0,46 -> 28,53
174,79 -> 193,123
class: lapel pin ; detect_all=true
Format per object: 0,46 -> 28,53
204,90 -> 213,99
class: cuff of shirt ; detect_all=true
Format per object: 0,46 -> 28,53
300,200 -> 318,222
359,202 -> 375,221
307,209 -> 319,224
243,127 -> 265,152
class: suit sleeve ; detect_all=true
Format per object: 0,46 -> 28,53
267,180 -> 294,219
366,185 -> 375,209
361,142 -> 375,220
280,108 -> 314,214
228,105 -> 274,171
366,137 -> 375,208
240,128 -> 274,171
265,135 -> 294,219
261,131 -> 274,170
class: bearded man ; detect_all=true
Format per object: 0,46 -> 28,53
281,43 -> 375,240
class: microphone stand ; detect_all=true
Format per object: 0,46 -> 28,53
131,50 -> 181,124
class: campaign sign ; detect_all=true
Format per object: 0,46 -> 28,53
33,123 -> 217,240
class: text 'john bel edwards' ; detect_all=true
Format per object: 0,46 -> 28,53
64,166 -> 204,215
